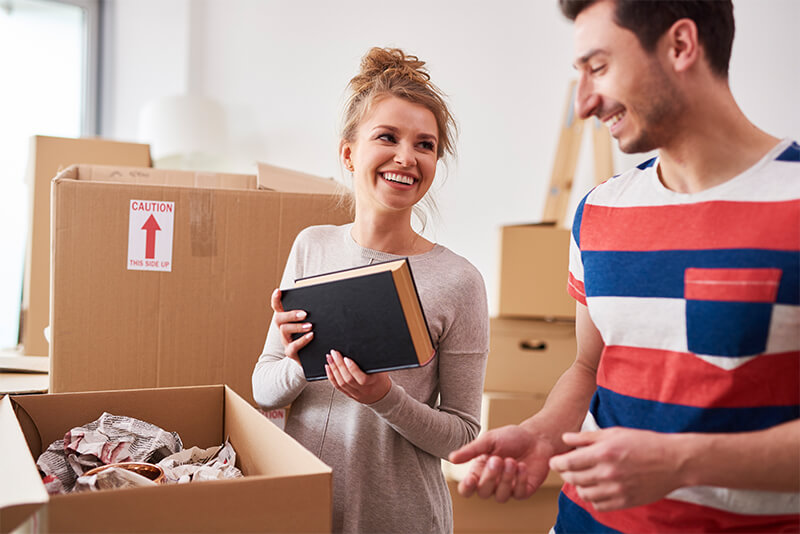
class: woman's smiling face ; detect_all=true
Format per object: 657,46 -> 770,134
342,95 -> 439,216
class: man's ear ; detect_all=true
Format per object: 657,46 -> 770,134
665,18 -> 701,73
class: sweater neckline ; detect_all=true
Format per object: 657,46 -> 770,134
342,223 -> 445,264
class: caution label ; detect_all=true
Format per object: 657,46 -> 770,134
127,199 -> 175,272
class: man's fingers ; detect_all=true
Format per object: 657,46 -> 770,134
457,472 -> 478,498
493,458 -> 518,503
512,462 -> 532,500
549,446 -> 597,473
476,455 -> 504,499
449,435 -> 494,464
561,431 -> 599,447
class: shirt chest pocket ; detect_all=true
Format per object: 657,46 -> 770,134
684,267 -> 782,357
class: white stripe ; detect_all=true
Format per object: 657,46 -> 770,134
690,353 -> 758,370
588,297 -> 796,368
766,304 -> 800,354
581,412 -> 800,516
667,486 -> 800,516
588,296 -> 688,353
586,140 -> 799,207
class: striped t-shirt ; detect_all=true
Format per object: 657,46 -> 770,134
558,139 -> 800,533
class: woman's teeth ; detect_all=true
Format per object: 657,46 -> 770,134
382,172 -> 414,185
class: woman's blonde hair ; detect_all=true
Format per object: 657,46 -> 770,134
340,47 -> 457,231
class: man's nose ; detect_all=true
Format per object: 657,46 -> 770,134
575,72 -> 601,120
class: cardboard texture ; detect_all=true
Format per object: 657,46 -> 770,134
0,385 -> 332,533
484,317 -> 576,395
21,136 -> 152,357
497,224 -> 574,319
49,164 -> 352,404
448,479 -> 560,534
257,162 -> 340,194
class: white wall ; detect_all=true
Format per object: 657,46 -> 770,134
101,0 -> 800,313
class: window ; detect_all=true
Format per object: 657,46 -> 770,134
0,0 -> 98,348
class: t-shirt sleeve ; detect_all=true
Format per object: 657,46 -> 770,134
568,193 -> 589,305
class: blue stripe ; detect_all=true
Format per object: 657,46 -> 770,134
572,193 -> 590,248
554,491 -> 621,533
776,142 -> 800,162
591,387 -> 800,433
636,156 -> 657,170
582,249 -> 800,304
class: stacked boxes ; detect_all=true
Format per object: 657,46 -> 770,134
447,223 -> 576,533
1,151 -> 351,531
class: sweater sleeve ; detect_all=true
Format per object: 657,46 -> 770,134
367,259 -> 489,459
251,233 -> 309,409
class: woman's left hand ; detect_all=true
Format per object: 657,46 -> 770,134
325,349 -> 391,404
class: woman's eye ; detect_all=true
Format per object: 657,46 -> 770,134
377,133 -> 396,143
419,141 -> 435,151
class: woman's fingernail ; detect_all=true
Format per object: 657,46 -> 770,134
296,311 -> 307,320
302,322 -> 312,330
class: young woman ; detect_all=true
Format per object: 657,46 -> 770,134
252,47 -> 488,534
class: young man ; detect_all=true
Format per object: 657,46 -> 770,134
449,0 -> 800,531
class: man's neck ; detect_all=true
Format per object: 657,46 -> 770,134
656,85 -> 780,194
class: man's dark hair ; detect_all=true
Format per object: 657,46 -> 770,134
559,0 -> 735,78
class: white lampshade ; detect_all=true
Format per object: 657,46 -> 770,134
138,94 -> 227,164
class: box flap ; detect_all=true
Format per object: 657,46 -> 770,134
257,162 -> 341,194
0,395 -> 48,533
0,348 -> 48,373
54,164 -> 258,191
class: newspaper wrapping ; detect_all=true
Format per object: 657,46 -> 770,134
37,412 -> 182,494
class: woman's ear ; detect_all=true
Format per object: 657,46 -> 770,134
665,18 -> 700,74
340,141 -> 354,172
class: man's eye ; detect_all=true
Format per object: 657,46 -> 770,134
590,64 -> 606,75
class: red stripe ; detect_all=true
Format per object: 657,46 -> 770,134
562,483 -> 800,533
597,346 -> 800,408
685,268 -> 782,302
580,200 -> 800,252
568,272 -> 586,304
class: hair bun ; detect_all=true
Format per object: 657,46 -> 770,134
352,47 -> 431,95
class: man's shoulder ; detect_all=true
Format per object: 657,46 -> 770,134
583,156 -> 656,206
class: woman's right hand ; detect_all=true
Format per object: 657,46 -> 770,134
271,288 -> 313,365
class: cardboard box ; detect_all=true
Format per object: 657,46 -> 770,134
49,164 -> 352,404
0,385 -> 332,533
21,136 -> 152,357
448,478 -> 560,534
484,317 -> 576,395
497,224 -> 574,319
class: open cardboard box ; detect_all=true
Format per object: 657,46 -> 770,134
49,163 -> 351,404
0,385 -> 332,533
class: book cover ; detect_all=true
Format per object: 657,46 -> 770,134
280,258 -> 435,381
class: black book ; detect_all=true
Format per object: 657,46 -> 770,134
280,258 -> 435,381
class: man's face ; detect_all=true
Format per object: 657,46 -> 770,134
572,0 -> 685,153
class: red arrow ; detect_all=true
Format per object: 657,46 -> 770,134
141,214 -> 161,259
